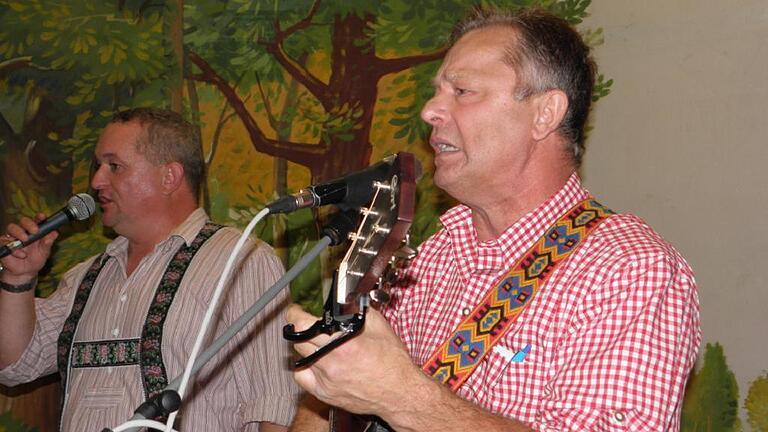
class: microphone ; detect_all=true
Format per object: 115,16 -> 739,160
0,193 -> 96,258
267,154 -> 405,214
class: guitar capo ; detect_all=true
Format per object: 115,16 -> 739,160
283,307 -> 366,368
283,209 -> 367,368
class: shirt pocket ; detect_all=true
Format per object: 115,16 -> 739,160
472,332 -> 546,402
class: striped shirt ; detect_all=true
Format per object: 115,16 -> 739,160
0,208 -> 299,431
384,174 -> 701,431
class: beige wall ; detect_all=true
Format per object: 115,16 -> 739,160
582,0 -> 768,426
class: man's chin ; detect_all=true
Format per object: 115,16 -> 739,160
433,170 -> 455,192
100,213 -> 116,228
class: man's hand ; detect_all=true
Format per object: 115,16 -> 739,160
0,213 -> 58,284
286,305 -> 530,432
286,304 -> 424,418
0,213 -> 55,368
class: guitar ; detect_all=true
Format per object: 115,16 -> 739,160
283,152 -> 418,432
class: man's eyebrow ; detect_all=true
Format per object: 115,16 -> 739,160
431,70 -> 464,88
94,152 -> 118,162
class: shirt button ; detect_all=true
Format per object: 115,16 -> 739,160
462,307 -> 471,316
112,328 -> 119,337
611,411 -> 626,424
120,294 -> 127,302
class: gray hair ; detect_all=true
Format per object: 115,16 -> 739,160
453,8 -> 596,165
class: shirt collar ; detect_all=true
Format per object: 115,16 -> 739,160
439,172 -> 590,273
103,208 -> 210,259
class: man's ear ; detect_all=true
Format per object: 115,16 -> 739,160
532,89 -> 569,141
161,162 -> 185,194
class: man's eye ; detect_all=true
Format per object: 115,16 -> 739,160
109,163 -> 120,172
455,88 -> 470,96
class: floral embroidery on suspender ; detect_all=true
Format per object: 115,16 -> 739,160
70,338 -> 141,367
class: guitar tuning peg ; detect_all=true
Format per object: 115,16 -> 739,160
393,233 -> 418,261
372,224 -> 391,235
373,180 -> 393,191
393,244 -> 417,261
346,270 -> 365,278
359,207 -> 380,216
381,266 -> 401,285
347,232 -> 366,241
369,288 -> 391,305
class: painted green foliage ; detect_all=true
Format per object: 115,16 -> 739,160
0,411 -> 37,432
745,371 -> 768,431
0,0 -> 173,295
681,343 -> 741,432
0,0 -> 611,305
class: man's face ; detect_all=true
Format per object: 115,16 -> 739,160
420,27 -> 538,203
90,121 -> 166,237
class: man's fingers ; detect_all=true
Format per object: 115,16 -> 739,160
6,224 -> 27,243
17,217 -> 40,237
286,303 -> 316,328
292,339 -> 323,358
42,230 -> 59,245
286,303 -> 339,358
293,367 -> 319,394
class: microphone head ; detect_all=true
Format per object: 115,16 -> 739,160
67,193 -> 96,221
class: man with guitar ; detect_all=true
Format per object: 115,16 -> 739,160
287,8 -> 700,432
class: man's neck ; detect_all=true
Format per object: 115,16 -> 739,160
123,200 -> 198,274
471,169 -> 574,242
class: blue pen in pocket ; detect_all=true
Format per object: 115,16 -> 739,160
511,344 -> 532,363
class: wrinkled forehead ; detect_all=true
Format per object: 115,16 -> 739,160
434,26 -> 519,82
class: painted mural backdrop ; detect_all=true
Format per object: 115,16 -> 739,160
0,0 -> 763,430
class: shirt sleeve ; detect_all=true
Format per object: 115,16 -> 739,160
0,259 -> 92,386
530,252 -> 701,432
219,239 -> 300,428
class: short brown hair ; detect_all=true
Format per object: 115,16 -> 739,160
453,8 -> 596,165
110,107 -> 204,196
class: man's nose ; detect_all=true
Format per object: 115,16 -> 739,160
90,164 -> 107,190
420,95 -> 447,127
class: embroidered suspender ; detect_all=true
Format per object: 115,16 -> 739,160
138,222 -> 223,399
57,223 -> 224,401
422,199 -> 613,391
58,254 -> 110,385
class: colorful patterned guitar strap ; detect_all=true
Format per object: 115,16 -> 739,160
422,199 -> 614,391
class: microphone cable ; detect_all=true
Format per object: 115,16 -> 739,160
111,207 -> 336,432
111,419 -> 178,432
164,207 -> 270,432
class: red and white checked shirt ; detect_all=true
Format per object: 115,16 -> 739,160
384,174 -> 701,432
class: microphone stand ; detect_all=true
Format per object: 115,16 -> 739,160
111,210 -> 358,432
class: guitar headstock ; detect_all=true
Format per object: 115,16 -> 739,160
283,152 -> 419,368
333,152 -> 417,319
